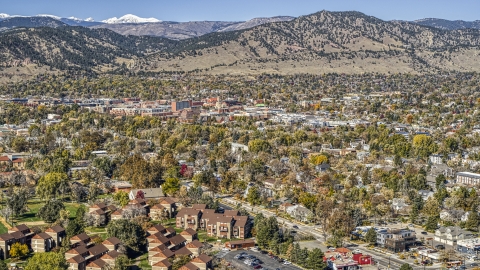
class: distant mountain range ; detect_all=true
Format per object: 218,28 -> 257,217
1,12 -> 479,39
414,18 -> 480,30
2,10 -> 480,79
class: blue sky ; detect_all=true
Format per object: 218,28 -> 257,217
2,0 -> 479,22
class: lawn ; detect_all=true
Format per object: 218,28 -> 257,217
0,221 -> 7,234
136,253 -> 151,270
12,198 -> 82,223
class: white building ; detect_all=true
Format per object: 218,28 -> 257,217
456,172 -> 480,185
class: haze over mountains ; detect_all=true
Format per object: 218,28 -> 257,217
1,10 -> 480,81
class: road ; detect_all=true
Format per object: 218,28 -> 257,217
221,249 -> 301,270
220,196 -> 463,270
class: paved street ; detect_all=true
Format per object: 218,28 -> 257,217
221,249 -> 301,270
221,196 -> 479,270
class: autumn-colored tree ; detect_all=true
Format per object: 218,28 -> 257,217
119,154 -> 163,188
10,242 -> 29,259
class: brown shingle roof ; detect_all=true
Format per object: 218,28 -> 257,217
159,197 -> 176,205
10,224 -> 30,232
169,235 -> 186,246
67,255 -> 85,264
0,233 -> 14,241
151,204 -> 165,210
86,259 -> 107,268
233,216 -> 249,227
88,244 -> 109,256
152,249 -> 174,258
153,259 -> 172,268
10,231 -> 25,240
66,246 -> 88,255
174,246 -> 193,256
148,224 -> 166,233
180,228 -> 197,236
191,204 -> 207,210
177,208 -> 201,216
102,237 -> 121,246
224,210 -> 240,217
192,254 -> 212,263
33,232 -> 52,240
45,225 -> 65,233
71,233 -> 90,241
101,250 -> 121,260
186,240 -> 203,249
179,262 -> 200,270
148,244 -> 168,252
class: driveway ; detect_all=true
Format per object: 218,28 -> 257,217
221,250 -> 301,270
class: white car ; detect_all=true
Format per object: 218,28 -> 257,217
283,261 -> 291,265
222,247 -> 230,251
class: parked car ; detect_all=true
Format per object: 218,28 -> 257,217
253,265 -> 262,269
471,263 -> 478,267
260,250 -> 268,254
283,261 -> 291,265
421,231 -> 428,235
435,244 -> 445,250
292,225 -> 299,229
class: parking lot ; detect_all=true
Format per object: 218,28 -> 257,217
221,250 -> 301,270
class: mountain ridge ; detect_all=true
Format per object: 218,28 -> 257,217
1,10 -> 480,81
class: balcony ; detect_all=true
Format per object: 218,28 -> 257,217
220,227 -> 229,232
187,219 -> 196,224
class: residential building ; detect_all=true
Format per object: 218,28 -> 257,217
32,233 -> 53,253
435,226 -> 475,246
377,229 -> 416,252
456,172 -> 480,185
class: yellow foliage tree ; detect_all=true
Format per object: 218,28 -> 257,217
10,242 -> 29,259
310,155 -> 328,166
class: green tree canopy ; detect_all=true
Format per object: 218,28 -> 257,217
36,172 -> 69,201
37,200 -> 65,223
24,252 -> 68,270
107,219 -> 146,252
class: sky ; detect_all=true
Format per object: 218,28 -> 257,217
1,0 -> 479,22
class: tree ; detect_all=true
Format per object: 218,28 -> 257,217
36,172 -> 69,201
37,200 -> 65,223
0,260 -> 6,270
247,186 -> 261,206
119,154 -> 163,188
172,255 -> 191,270
66,218 -> 84,238
310,154 -> 328,166
114,254 -> 130,270
306,248 -> 326,270
435,174 -> 446,190
466,203 -> 480,231
162,177 -> 181,196
298,192 -> 318,211
413,134 -> 437,158
425,215 -> 439,232
24,252 -> 68,270
423,197 -> 440,217
400,263 -> 413,270
106,219 -> 146,252
365,228 -> 377,246
5,188 -> 28,217
113,191 -> 130,207
10,242 -> 29,259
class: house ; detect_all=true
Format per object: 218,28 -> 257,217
225,239 -> 255,250
186,240 -> 204,256
176,208 -> 202,230
391,198 -> 409,213
456,172 -> 480,185
70,233 -> 91,247
32,233 -> 53,253
179,262 -> 201,270
102,237 -> 121,251
45,225 -> 66,248
100,250 -> 122,265
87,244 -> 109,261
0,233 -> 15,259
191,254 -> 212,270
457,238 -> 480,254
180,228 -> 198,243
376,229 -> 416,252
435,226 -> 475,246
129,188 -> 164,200
67,254 -> 87,270
148,224 -> 167,236
418,190 -> 434,201
152,259 -> 173,270
286,205 -> 313,222
86,259 -> 108,270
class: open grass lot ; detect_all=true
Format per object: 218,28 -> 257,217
0,221 -> 7,234
0,197 -> 82,225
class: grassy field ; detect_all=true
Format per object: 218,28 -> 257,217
136,253 -> 152,270
0,221 -> 7,234
2,198 -> 83,224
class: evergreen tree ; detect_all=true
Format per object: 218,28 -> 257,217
425,215 -> 439,232
400,263 -> 413,270
466,203 -> 480,231
306,248 -> 326,270
365,227 -> 377,246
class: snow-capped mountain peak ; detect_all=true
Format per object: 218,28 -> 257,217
36,14 -> 62,20
85,17 -> 95,22
102,14 -> 161,24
